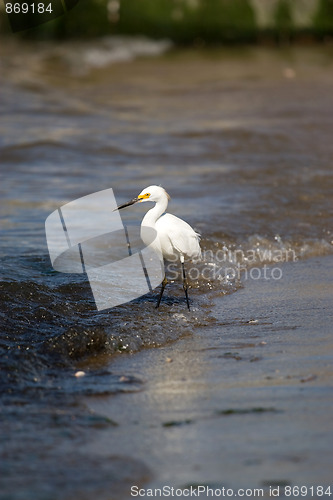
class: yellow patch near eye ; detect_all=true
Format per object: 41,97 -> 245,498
139,193 -> 150,199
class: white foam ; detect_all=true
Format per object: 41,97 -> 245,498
58,36 -> 172,75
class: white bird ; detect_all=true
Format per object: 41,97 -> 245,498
116,185 -> 201,310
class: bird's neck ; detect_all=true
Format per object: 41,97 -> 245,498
142,197 -> 168,227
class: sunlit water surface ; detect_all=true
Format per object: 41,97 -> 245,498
0,38 -> 332,499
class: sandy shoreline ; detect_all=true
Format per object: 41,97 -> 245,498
82,255 -> 333,498
2,40 -> 333,500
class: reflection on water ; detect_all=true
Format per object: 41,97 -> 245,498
0,38 -> 333,498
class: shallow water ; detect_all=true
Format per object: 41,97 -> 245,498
1,39 -> 333,498
86,256 -> 333,496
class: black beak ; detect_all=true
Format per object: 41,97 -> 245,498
114,197 -> 139,211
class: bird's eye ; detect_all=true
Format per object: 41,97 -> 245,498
145,193 -> 150,198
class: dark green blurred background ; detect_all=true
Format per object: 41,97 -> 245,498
1,0 -> 333,43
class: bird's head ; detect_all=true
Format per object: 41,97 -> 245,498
115,185 -> 170,210
137,185 -> 170,203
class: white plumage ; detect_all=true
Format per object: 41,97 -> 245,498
138,185 -> 201,262
116,185 -> 201,309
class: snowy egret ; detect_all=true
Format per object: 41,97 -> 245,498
116,185 -> 201,310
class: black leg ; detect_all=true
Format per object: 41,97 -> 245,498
156,275 -> 168,308
181,260 -> 190,311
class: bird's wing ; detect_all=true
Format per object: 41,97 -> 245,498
156,213 -> 201,260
